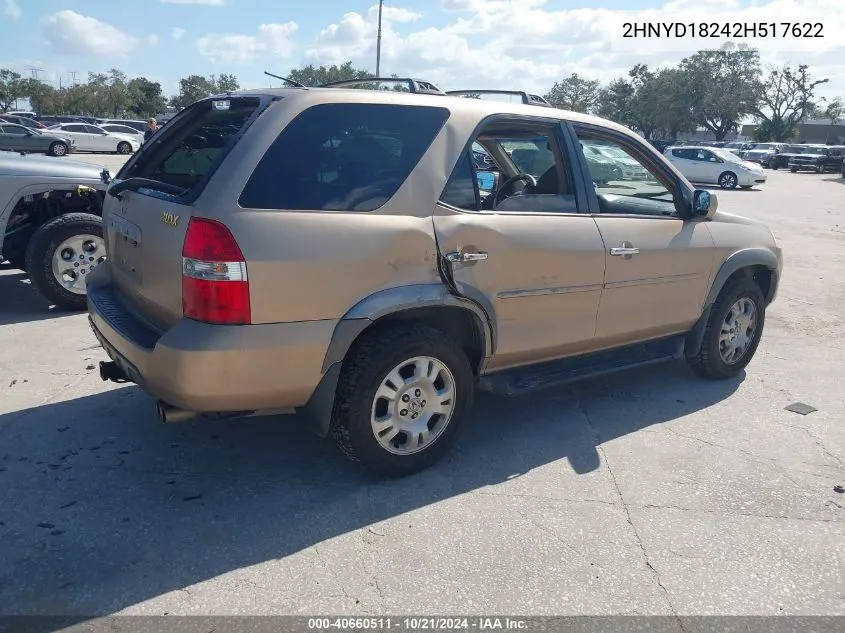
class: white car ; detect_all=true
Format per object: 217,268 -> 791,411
664,146 -> 767,189
99,123 -> 145,143
585,142 -> 651,180
45,123 -> 140,154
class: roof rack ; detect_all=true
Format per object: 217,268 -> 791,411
318,77 -> 446,95
264,71 -> 305,88
446,90 -> 552,108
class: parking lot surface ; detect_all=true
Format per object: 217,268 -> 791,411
0,160 -> 843,617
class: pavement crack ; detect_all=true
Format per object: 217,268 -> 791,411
477,490 -> 618,508
634,502 -> 843,524
577,400 -> 686,631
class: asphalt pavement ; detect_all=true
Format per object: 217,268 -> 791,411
0,159 -> 843,618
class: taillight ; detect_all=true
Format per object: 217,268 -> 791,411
181,217 -> 250,325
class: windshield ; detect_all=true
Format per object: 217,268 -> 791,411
712,149 -> 744,163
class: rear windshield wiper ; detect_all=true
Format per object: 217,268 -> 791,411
108,178 -> 188,199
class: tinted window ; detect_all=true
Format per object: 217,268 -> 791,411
65,124 -> 86,133
239,103 -> 449,212
118,96 -> 265,195
440,150 -> 479,211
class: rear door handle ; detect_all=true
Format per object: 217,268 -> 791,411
610,247 -> 639,256
446,251 -> 488,263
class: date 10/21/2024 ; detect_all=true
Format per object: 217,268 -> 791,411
622,22 -> 824,39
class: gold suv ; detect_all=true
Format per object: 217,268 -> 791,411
88,79 -> 782,476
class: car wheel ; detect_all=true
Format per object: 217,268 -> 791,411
717,171 -> 738,189
770,164 -> 778,170
816,164 -> 825,174
48,142 -> 68,157
330,325 -> 474,477
117,142 -> 133,155
686,278 -> 766,379
789,167 -> 798,173
24,213 -> 105,311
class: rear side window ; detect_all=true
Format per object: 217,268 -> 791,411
117,96 -> 265,196
239,103 -> 450,212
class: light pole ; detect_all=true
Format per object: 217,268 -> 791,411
376,0 -> 384,76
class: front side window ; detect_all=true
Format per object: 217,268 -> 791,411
239,103 -> 449,212
65,124 -> 86,133
574,130 -> 677,218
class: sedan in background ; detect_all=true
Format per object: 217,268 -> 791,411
664,146 -> 767,189
99,123 -> 145,143
742,143 -> 787,167
45,123 -> 140,154
0,114 -> 46,130
98,119 -> 148,133
0,123 -> 75,156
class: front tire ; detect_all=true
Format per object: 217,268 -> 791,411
718,171 -> 738,189
686,278 -> 766,379
48,142 -> 68,157
117,142 -> 132,155
24,213 -> 105,311
330,325 -> 474,477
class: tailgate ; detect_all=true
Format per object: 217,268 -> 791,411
102,95 -> 270,330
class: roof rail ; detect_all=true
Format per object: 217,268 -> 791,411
318,77 -> 446,95
446,90 -> 552,108
264,71 -> 305,88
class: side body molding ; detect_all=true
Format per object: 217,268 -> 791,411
685,247 -> 781,357
299,283 -> 496,438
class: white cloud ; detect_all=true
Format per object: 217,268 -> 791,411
4,0 -> 21,20
301,0 -> 844,100
160,0 -> 225,5
196,22 -> 299,63
147,34 -> 160,46
41,11 -> 141,57
171,27 -> 186,40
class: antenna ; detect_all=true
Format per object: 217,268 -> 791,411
376,0 -> 384,76
263,71 -> 304,88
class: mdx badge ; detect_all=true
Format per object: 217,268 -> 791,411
161,212 -> 180,227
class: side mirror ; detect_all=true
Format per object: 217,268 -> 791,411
692,189 -> 717,218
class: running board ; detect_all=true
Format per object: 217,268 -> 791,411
477,336 -> 686,397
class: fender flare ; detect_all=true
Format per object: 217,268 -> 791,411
298,284 -> 495,438
685,248 -> 780,357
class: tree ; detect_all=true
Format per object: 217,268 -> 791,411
823,96 -> 843,125
287,61 -> 374,87
594,78 -> 636,128
16,78 -> 55,114
679,45 -> 762,140
169,74 -> 215,109
752,64 -> 829,141
127,77 -> 167,117
544,73 -> 600,113
0,69 -> 24,112
213,73 -> 240,93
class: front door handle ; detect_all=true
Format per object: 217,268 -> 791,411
446,251 -> 488,263
610,247 -> 639,256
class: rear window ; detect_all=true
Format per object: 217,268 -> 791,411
238,103 -> 450,212
116,96 -> 266,196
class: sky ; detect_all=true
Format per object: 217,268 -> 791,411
0,0 -> 842,104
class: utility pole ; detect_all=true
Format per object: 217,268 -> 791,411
69,71 -> 78,86
376,0 -> 384,76
27,66 -> 44,80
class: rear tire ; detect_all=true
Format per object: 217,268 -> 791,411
24,213 -> 105,311
117,142 -> 132,155
686,278 -> 766,379
48,142 -> 68,157
330,325 -> 474,477
789,166 -> 798,173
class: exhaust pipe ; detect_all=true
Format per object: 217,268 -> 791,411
156,400 -> 198,424
99,361 -> 128,383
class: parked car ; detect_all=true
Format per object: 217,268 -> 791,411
86,84 -> 782,477
664,146 -> 767,189
0,152 -> 109,306
585,142 -> 651,180
841,160 -> 845,178
742,143 -> 786,167
580,142 -> 623,183
788,146 -> 845,173
769,144 -> 811,169
0,123 -> 76,156
45,123 -> 140,154
35,115 -> 88,125
0,114 -> 46,129
99,123 -> 145,143
8,110 -> 37,119
98,119 -> 148,134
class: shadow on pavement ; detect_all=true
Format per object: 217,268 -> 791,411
0,267 -> 81,326
0,362 -> 742,622
822,176 -> 845,185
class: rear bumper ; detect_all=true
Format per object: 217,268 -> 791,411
86,267 -> 336,413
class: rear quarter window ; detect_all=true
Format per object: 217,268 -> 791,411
238,103 -> 450,212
